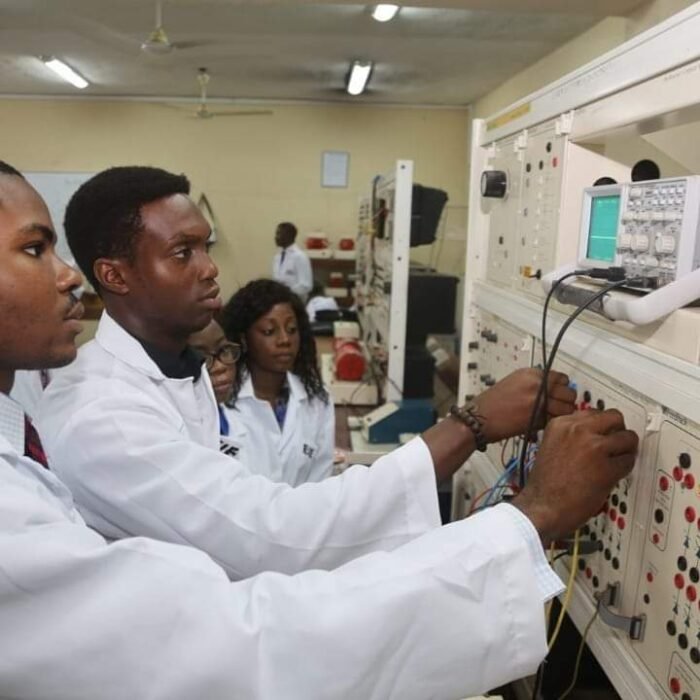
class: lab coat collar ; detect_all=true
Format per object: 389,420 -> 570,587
0,392 -> 26,454
95,311 -> 169,380
237,372 -> 309,403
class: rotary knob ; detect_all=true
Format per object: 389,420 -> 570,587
633,234 -> 649,252
480,170 -> 507,198
655,235 -> 676,254
618,233 -> 632,250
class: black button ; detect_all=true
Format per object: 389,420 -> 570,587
620,502 -> 627,515
691,648 -> 700,664
667,620 -> 677,636
682,693 -> 692,700
655,509 -> 665,524
526,163 -> 532,173
596,399 -> 606,410
592,576 -> 599,588
581,525 -> 590,535
643,594 -> 650,604
583,390 -> 592,403
604,548 -> 611,561
546,142 -> 552,153
679,633 -> 689,650
578,559 -> 586,571
679,556 -> 688,572
538,160 -> 544,170
690,568 -> 699,583
612,494 -> 619,507
680,453 -> 692,469
590,532 -> 598,542
612,557 -> 620,570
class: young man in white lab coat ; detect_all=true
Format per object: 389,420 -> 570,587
38,165 -> 581,581
1,161 -> 639,699
272,220 -> 313,300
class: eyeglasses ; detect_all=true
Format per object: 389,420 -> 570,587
202,342 -> 241,370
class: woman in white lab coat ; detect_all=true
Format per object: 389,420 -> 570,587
221,279 -> 335,485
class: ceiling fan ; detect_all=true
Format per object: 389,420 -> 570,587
187,68 -> 273,120
141,0 -> 175,54
141,0 -> 210,54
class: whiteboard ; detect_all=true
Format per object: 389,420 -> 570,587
25,171 -> 93,264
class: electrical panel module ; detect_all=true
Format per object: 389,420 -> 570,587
454,6 -> 700,700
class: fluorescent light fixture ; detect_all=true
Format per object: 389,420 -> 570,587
346,61 -> 373,96
372,4 -> 399,22
41,56 -> 89,89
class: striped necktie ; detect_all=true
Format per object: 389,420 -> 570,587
24,414 -> 49,469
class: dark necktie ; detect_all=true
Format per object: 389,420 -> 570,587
279,249 -> 286,269
24,414 -> 49,469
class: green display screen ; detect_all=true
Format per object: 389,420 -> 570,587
586,194 -> 621,262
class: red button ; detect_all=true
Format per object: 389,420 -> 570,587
652,533 -> 661,544
647,571 -> 654,583
686,507 -> 697,523
687,586 -> 697,602
609,509 -> 618,523
674,466 -> 684,481
618,517 -> 626,530
660,475 -> 671,491
670,677 -> 681,694
585,567 -> 592,579
552,157 -> 559,167
684,473 -> 696,489
675,574 -> 685,589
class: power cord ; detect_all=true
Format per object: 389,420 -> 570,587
557,608 -> 600,700
519,274 -> 632,489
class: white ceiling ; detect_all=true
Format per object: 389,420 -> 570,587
0,0 -> 647,106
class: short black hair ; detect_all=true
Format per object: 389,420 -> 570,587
277,221 -> 297,239
64,166 -> 190,291
221,279 -> 328,405
0,161 -> 24,179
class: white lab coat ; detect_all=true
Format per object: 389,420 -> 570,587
38,312 -> 443,579
0,419 -> 550,699
10,369 -> 50,419
306,294 -> 339,321
223,373 -> 335,486
272,243 -> 313,299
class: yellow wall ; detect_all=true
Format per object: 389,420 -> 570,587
0,99 -> 469,303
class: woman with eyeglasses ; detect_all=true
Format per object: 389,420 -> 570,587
188,320 -> 241,443
220,279 -> 335,486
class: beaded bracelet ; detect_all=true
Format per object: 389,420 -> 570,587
449,403 -> 488,452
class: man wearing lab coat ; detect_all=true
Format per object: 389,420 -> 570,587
272,221 -> 313,300
39,165 -> 578,581
1,161 -> 639,699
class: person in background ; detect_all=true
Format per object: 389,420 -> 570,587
0,159 -> 641,699
272,221 -> 313,301
305,278 -> 339,322
188,318 -> 240,444
221,279 -> 335,485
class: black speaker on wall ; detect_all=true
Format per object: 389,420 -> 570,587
410,185 -> 448,247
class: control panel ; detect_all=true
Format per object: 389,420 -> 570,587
466,312 -> 534,468
483,135 -> 523,287
633,419 -> 700,700
514,125 -> 566,293
553,354 -> 658,615
579,176 -> 700,290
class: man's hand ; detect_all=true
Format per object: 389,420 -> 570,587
475,368 -> 576,443
512,410 -> 639,544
